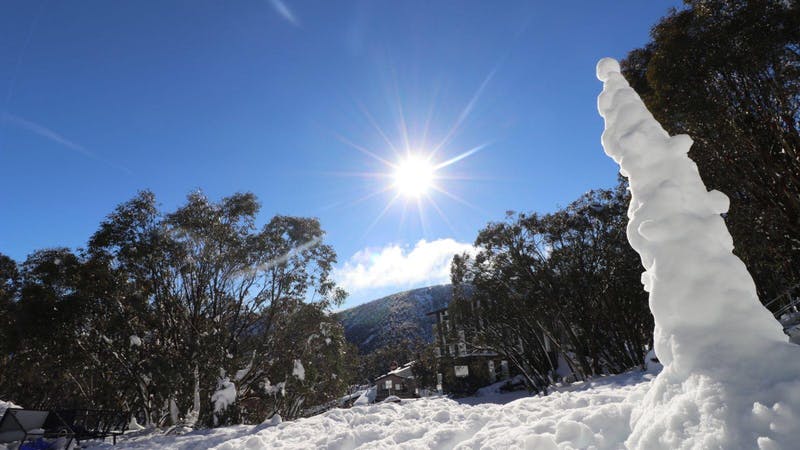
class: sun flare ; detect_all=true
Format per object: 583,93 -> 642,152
393,155 -> 435,197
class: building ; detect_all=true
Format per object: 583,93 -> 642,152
373,361 -> 418,402
427,306 -> 513,394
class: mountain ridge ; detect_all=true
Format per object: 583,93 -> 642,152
335,284 -> 452,354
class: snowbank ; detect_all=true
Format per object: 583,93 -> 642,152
598,57 -> 800,449
89,371 -> 654,449
352,386 -> 376,406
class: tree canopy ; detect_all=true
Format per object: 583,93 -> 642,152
0,190 -> 352,426
622,0 -> 800,304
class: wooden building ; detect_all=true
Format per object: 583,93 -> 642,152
374,362 -> 418,402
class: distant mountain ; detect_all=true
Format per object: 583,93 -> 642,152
336,285 -> 453,354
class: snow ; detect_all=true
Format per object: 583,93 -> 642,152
384,361 -> 414,379
129,335 -> 142,347
352,386 -> 376,406
83,371 -> 655,449
643,349 -> 662,373
235,358 -> 253,382
211,377 -> 237,424
464,375 -> 529,406
263,379 -> 286,397
292,360 -> 305,381
6,58 -> 800,450
127,416 -> 145,432
169,397 -> 180,425
0,400 -> 21,418
598,57 -> 800,449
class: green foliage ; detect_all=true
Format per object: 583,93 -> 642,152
0,190 -> 351,427
0,253 -> 18,368
450,185 -> 652,388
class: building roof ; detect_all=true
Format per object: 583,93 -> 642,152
425,307 -> 448,316
376,361 -> 415,380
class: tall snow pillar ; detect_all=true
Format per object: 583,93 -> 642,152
597,57 -> 800,449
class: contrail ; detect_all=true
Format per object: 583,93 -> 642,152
268,0 -> 299,26
2,112 -> 90,155
1,112 -> 132,175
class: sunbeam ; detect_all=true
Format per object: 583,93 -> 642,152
334,133 -> 397,168
430,67 -> 497,158
361,192 -> 402,239
430,184 -> 485,214
328,64 -> 497,238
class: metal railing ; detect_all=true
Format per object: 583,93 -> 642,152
763,282 -> 800,334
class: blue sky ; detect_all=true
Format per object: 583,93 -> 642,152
0,0 -> 680,308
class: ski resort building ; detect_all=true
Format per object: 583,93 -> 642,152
427,306 -> 513,394
373,362 -> 419,402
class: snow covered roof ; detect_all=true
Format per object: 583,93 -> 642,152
376,361 -> 415,380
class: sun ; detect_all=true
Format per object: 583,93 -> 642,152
393,155 -> 435,197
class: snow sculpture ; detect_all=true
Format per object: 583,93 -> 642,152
597,57 -> 800,449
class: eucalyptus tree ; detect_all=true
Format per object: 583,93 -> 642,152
450,186 -> 652,387
0,249 -> 87,407
0,253 -> 18,371
87,190 -> 348,425
622,0 -> 800,303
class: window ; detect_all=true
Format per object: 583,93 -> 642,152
385,380 -> 392,389
454,365 -> 469,378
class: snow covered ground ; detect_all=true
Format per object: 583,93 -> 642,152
80,370 -> 655,450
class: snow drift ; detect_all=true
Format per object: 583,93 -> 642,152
92,372 -> 654,450
597,57 -> 800,449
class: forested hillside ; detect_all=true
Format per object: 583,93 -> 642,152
336,285 -> 452,354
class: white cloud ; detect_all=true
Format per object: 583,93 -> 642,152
335,238 -> 476,293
